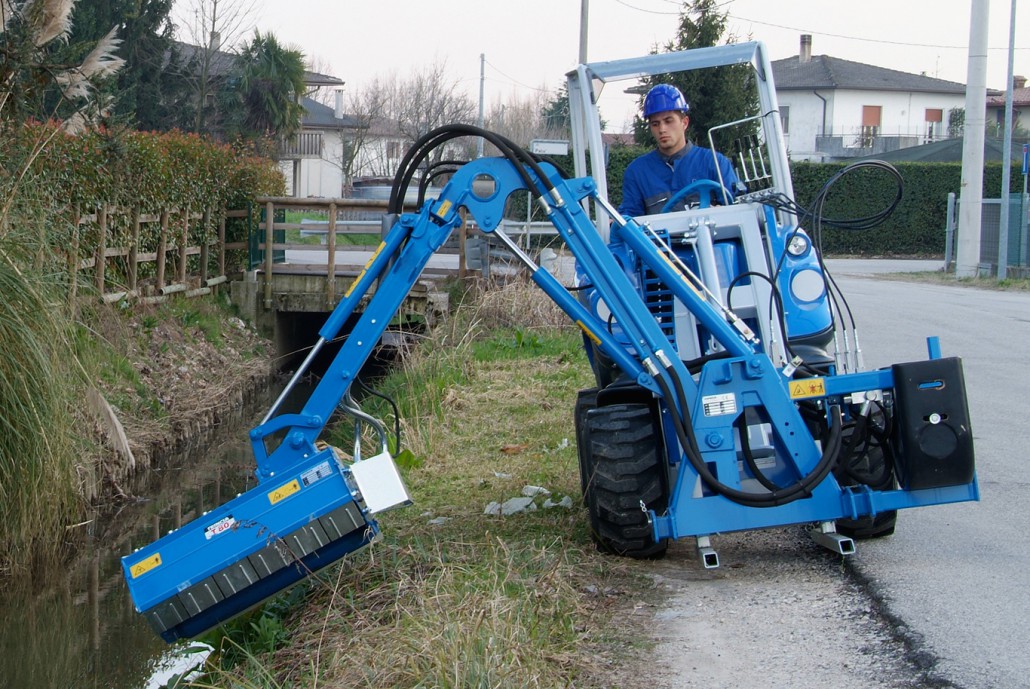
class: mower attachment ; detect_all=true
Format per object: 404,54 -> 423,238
122,446 -> 408,642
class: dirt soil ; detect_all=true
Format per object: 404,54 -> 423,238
89,300 -> 276,494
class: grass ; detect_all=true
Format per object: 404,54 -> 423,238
190,279 -> 657,688
0,260 -> 84,573
882,269 -> 1030,291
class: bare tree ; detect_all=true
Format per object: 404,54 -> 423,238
344,61 -> 477,180
483,88 -> 567,148
171,0 -> 258,132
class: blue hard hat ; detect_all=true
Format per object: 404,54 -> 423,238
643,84 -> 689,119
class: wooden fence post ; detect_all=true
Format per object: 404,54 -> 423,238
68,204 -> 80,308
217,206 -> 226,278
178,208 -> 188,286
263,200 -> 274,309
157,209 -> 169,290
95,204 -> 108,295
326,201 -> 337,307
200,207 -> 211,284
129,208 -> 140,292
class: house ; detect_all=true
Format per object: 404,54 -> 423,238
986,75 -> 1030,137
278,90 -> 365,198
171,40 -> 368,197
771,35 -> 968,161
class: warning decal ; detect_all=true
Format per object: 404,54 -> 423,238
130,553 -> 162,579
267,479 -> 301,505
789,377 -> 826,399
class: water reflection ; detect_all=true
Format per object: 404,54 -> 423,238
0,395 -> 270,689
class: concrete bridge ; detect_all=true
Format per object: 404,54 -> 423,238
229,197 -> 473,360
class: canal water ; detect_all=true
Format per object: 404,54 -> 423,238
0,368 -> 343,689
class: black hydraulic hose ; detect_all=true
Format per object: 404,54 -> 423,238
389,125 -> 556,214
727,270 -> 822,377
735,414 -> 786,492
417,159 -> 467,206
355,377 -> 403,455
661,361 -> 842,508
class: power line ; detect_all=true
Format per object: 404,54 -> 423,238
483,59 -> 554,93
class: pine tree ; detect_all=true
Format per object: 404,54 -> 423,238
633,0 -> 758,153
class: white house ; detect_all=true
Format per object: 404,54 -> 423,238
986,75 -> 1030,138
771,35 -> 967,162
279,89 -> 365,198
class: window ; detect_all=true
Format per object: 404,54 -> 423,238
925,108 -> 943,141
779,105 -> 790,135
387,141 -> 402,159
860,105 -> 882,147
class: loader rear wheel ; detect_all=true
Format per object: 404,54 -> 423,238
574,388 -> 599,503
583,403 -> 669,559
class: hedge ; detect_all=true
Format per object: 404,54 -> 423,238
1,123 -> 285,268
600,143 -> 1023,257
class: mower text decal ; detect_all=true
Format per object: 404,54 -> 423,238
789,377 -> 826,399
702,393 -> 737,416
301,461 -> 333,487
267,479 -> 301,505
204,515 -> 236,540
129,552 -> 162,578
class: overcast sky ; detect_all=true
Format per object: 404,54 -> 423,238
212,0 -> 1026,133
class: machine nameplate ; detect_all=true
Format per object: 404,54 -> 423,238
267,479 -> 301,505
702,393 -> 737,416
301,461 -> 334,486
789,378 -> 826,399
130,553 -> 162,578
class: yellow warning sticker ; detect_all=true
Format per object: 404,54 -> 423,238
789,377 -> 826,399
130,552 -> 162,579
435,199 -> 453,218
268,479 -> 301,505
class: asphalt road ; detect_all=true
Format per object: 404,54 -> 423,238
641,266 -> 1029,689
838,273 -> 1030,689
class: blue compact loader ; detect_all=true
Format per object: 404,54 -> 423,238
122,42 -> 977,641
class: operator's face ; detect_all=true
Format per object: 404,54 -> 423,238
648,110 -> 689,156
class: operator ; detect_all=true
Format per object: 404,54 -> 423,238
619,84 -> 740,217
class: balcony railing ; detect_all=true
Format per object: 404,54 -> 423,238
279,132 -> 323,159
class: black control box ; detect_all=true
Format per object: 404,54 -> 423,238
891,357 -> 975,490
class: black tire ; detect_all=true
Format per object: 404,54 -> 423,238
574,388 -> 599,503
836,509 -> 897,540
835,415 -> 898,540
584,403 -> 669,559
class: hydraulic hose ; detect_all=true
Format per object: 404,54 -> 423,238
659,360 -> 842,508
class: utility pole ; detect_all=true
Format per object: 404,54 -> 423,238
956,0 -> 990,278
998,0 -> 1018,279
477,53 -> 485,158
579,0 -> 589,64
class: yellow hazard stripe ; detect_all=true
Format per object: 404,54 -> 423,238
344,241 -> 387,298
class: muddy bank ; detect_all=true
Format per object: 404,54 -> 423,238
87,302 -> 279,502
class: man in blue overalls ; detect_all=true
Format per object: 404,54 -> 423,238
619,84 -> 739,217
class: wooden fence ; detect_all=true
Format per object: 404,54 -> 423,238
65,204 -> 247,306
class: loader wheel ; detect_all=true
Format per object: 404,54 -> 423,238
574,388 -> 599,503
584,403 -> 669,559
